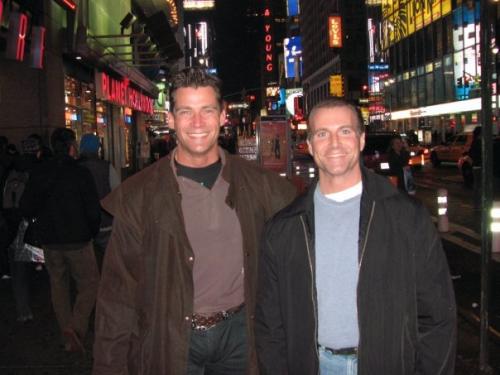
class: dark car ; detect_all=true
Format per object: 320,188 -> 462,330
362,132 -> 394,174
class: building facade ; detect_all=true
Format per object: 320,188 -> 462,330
0,0 -> 183,178
299,0 -> 368,115
370,0 -> 499,138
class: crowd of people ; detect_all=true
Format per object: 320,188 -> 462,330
1,68 -> 457,375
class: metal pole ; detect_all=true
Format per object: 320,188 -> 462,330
479,0 -> 494,372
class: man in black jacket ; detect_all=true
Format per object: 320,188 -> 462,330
20,128 -> 100,353
255,98 -> 456,375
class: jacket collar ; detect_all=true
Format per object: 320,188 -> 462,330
280,165 -> 398,218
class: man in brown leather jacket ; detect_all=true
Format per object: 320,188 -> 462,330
92,68 -> 296,375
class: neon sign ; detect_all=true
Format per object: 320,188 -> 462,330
95,72 -> 154,114
31,27 -> 46,69
263,7 -> 274,73
328,16 -> 342,48
0,0 -> 3,23
55,0 -> 77,11
6,12 -> 28,61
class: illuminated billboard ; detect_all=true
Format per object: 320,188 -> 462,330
284,37 -> 302,79
381,0 -> 451,48
266,86 -> 280,98
285,88 -> 303,117
452,2 -> 481,100
184,0 -> 215,10
287,0 -> 299,16
328,16 -> 342,48
329,75 -> 344,97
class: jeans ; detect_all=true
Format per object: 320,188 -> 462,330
187,307 -> 248,375
319,346 -> 358,375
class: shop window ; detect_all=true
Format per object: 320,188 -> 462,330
64,76 -> 96,141
416,29 -> 425,66
425,73 -> 434,105
425,25 -> 434,62
442,16 -> 453,55
434,64 -> 445,102
409,35 -> 416,69
417,75 -> 426,106
410,78 -> 418,107
434,21 -> 443,58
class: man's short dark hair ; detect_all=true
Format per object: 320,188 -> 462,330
169,67 -> 223,110
51,127 -> 76,155
307,98 -> 364,139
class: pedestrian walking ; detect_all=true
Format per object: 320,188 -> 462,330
79,134 -> 120,271
255,98 -> 457,375
20,128 -> 101,353
387,134 -> 415,194
92,67 -> 296,375
4,137 -> 43,322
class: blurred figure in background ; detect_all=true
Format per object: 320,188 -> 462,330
387,135 -> 413,194
20,128 -> 101,353
79,134 -> 120,271
4,137 -> 43,322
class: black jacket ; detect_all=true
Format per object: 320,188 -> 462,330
255,168 -> 456,375
20,154 -> 101,247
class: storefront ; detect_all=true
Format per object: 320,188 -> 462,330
62,61 -> 156,179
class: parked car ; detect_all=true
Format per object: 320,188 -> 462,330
363,132 -> 426,173
362,132 -> 394,174
430,131 -> 475,167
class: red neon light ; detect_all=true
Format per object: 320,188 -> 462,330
16,13 -> 28,61
96,72 -> 154,114
62,0 -> 77,10
31,26 -> 46,69
0,0 -> 4,24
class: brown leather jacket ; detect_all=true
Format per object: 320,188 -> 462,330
92,150 -> 297,375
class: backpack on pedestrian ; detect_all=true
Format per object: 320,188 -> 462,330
2,170 -> 29,209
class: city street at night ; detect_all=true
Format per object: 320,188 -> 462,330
2,0 -> 500,374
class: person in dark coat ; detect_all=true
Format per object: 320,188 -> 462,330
79,134 -> 119,271
255,98 -> 456,375
92,68 -> 297,375
387,134 -> 411,192
20,128 -> 101,353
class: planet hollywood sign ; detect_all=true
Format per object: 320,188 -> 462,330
95,72 -> 154,115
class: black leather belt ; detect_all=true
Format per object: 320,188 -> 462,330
319,345 -> 358,356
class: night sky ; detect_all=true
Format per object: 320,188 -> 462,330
213,0 -> 261,100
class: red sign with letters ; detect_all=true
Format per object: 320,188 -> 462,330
328,16 -> 343,48
31,26 -> 46,69
95,72 -> 154,115
6,12 -> 29,61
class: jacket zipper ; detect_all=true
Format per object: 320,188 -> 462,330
356,201 -> 376,369
300,215 -> 320,375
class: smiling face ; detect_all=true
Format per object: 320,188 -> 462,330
168,86 -> 226,167
307,105 -> 365,194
